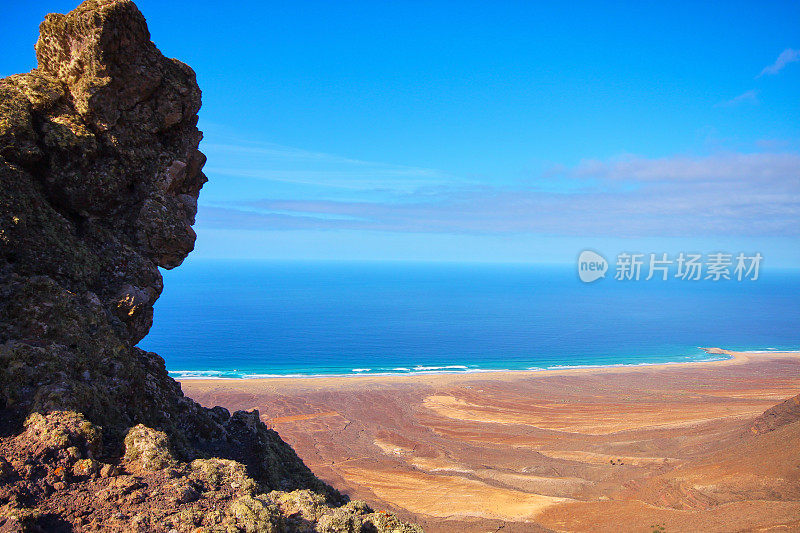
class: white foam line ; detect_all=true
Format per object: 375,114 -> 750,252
413,365 -> 469,371
170,347 -> 800,379
742,350 -> 800,354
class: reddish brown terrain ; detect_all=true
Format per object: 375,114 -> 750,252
183,350 -> 800,532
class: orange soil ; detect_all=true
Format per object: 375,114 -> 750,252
182,350 -> 800,532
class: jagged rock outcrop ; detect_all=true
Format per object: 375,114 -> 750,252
0,1 -> 420,531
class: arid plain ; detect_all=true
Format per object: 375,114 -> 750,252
182,350 -> 800,532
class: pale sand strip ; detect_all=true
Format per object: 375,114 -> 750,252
337,466 -> 570,521
420,393 -> 771,434
178,349 -> 800,392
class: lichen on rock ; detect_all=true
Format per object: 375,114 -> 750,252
123,424 -> 176,470
20,411 -> 102,462
225,494 -> 285,533
0,0 -> 420,531
190,457 -> 258,495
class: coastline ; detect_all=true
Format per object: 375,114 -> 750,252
173,348 -> 800,384
180,347 -> 800,532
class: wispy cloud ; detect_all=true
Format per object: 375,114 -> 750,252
568,152 -> 799,182
197,152 -> 800,238
201,138 -> 465,194
203,142 -> 364,164
716,89 -> 759,107
758,48 -> 800,77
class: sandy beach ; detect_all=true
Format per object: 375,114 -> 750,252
181,350 -> 800,532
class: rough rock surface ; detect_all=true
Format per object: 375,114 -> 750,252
0,1 -> 420,531
750,393 -> 800,435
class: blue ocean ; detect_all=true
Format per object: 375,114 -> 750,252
137,260 -> 800,378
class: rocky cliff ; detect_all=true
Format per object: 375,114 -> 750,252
0,1 -> 419,531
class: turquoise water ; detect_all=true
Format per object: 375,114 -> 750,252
137,260 -> 800,378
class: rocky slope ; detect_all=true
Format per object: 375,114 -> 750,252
750,393 -> 800,435
0,1 -> 420,531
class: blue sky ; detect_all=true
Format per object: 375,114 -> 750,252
4,1 -> 800,265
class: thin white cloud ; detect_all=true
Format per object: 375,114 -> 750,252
758,48 -> 800,77
198,152 -> 800,238
716,89 -> 759,107
203,142 -> 370,165
568,152 -> 800,182
200,138 -> 467,193
203,167 -> 446,191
